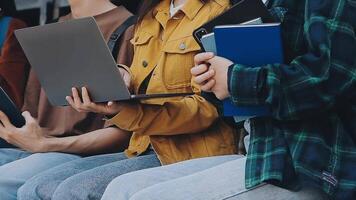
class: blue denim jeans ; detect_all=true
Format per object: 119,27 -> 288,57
18,150 -> 160,200
102,156 -> 328,200
0,148 -> 80,200
0,148 -> 31,166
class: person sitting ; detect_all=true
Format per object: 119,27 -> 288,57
99,0 -> 356,199
0,0 -> 136,199
17,0 -> 240,199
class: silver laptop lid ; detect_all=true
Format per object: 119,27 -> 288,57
15,17 -> 131,106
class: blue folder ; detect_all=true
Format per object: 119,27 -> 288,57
214,23 -> 283,116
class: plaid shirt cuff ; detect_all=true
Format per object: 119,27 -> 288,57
228,64 -> 266,105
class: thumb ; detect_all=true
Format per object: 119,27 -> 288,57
206,56 -> 217,65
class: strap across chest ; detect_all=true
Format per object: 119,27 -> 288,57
107,15 -> 137,60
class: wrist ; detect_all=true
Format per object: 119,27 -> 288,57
38,137 -> 57,152
107,102 -> 125,116
227,64 -> 235,94
229,64 -> 266,105
40,136 -> 72,152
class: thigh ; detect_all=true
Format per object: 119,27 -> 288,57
0,148 -> 31,166
226,184 -> 328,200
52,153 -> 161,200
132,157 -> 328,200
0,152 -> 80,179
131,157 -> 247,200
0,152 -> 80,200
18,152 -> 129,200
102,155 -> 241,200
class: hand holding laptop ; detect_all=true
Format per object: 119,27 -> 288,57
66,64 -> 132,115
66,87 -> 124,116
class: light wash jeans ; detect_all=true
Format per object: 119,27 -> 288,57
0,148 -> 31,166
18,150 -> 161,200
102,156 -> 328,200
0,148 -> 80,200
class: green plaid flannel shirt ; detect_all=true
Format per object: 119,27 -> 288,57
227,0 -> 356,199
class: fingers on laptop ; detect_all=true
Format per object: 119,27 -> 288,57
66,87 -> 90,113
66,87 -> 111,114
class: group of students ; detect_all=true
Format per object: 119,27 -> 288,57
0,0 -> 355,200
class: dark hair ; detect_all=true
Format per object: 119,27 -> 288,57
111,0 -> 142,14
137,0 -> 161,19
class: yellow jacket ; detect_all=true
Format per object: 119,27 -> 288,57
110,0 -> 237,165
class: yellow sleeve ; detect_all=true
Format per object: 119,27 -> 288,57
108,94 -> 219,136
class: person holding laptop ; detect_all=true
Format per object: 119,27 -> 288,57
97,0 -> 355,199
0,0 -> 138,199
18,0 -> 239,199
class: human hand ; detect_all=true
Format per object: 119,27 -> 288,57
205,55 -> 233,100
66,87 -> 123,115
191,52 -> 216,92
192,52 -> 233,100
0,111 -> 52,153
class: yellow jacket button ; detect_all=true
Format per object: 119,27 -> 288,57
179,43 -> 186,50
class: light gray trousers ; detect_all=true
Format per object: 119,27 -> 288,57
102,155 -> 328,200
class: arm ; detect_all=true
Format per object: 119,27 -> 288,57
193,2 -> 356,121
228,4 -> 356,120
108,94 -> 218,136
42,127 -> 131,155
0,111 -> 131,155
67,75 -> 219,136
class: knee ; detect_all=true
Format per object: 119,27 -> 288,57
102,174 -> 140,200
102,176 -> 132,200
17,177 -> 55,200
52,176 -> 104,200
0,173 -> 24,200
51,178 -> 83,200
17,183 -> 40,200
0,180 -> 12,200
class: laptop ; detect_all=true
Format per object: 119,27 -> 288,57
15,17 -> 193,106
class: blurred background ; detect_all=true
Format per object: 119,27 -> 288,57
0,0 -> 141,26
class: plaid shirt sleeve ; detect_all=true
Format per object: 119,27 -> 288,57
228,0 -> 356,121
